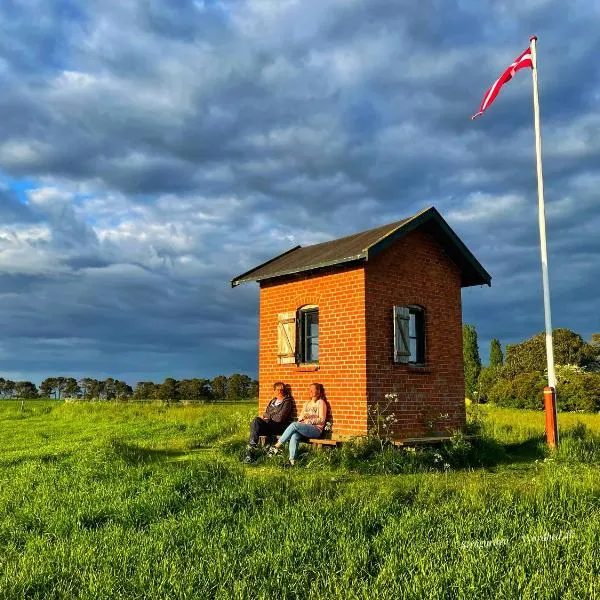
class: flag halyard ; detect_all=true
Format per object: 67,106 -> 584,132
471,47 -> 533,119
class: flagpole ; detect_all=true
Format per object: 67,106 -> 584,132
529,36 -> 559,447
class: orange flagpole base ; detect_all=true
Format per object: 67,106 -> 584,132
543,386 -> 559,448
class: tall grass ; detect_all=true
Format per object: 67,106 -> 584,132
0,400 -> 598,599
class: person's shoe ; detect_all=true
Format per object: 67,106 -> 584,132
282,460 -> 295,469
243,445 -> 257,463
268,446 -> 281,456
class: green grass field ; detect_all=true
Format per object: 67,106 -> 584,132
1,400 -> 599,599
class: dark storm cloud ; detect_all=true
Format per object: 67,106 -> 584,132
0,0 -> 598,383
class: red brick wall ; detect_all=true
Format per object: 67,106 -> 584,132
259,265 -> 368,436
257,229 -> 466,439
365,229 -> 466,437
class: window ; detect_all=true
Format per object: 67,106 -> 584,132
408,307 -> 425,364
298,307 -> 319,363
393,305 -> 425,364
276,306 -> 319,365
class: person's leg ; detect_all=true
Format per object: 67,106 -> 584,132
271,420 -> 288,438
248,417 -> 267,447
275,422 -> 298,446
274,423 -> 320,463
268,422 -> 298,459
244,417 -> 268,462
290,423 -> 321,440
262,420 -> 281,444
288,424 -> 321,463
288,432 -> 303,463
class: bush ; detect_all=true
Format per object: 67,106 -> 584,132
488,372 -> 546,409
477,366 -> 501,403
487,367 -> 600,413
556,367 -> 600,412
504,328 -> 597,379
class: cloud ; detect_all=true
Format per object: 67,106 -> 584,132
0,0 -> 598,384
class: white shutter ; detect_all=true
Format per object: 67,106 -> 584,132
393,306 -> 410,364
277,312 -> 297,364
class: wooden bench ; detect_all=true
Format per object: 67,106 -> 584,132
391,435 -> 477,447
258,435 -> 339,449
258,434 -> 473,449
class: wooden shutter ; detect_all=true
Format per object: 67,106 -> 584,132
277,312 -> 297,364
393,306 -> 410,363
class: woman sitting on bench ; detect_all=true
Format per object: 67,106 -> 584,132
268,383 -> 327,467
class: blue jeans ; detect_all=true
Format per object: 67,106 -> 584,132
278,422 -> 322,460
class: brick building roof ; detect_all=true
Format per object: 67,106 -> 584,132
231,206 -> 491,288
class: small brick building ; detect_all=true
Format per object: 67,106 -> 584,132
232,207 -> 491,439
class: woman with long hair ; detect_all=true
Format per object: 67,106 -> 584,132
268,383 -> 327,467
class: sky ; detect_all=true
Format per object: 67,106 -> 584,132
0,0 -> 599,386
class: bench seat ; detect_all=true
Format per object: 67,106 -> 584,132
391,435 -> 477,447
258,435 -> 339,448
258,434 -> 474,449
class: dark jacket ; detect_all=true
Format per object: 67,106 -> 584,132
262,395 -> 293,424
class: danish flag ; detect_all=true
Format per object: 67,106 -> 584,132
472,46 -> 533,119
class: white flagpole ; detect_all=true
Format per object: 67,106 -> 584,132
530,36 -> 559,446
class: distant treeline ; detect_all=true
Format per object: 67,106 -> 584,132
0,374 -> 258,402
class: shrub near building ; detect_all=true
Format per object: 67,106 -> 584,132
555,365 -> 600,412
503,328 -> 597,379
487,372 -> 546,409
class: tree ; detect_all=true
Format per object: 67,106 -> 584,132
79,378 -> 97,399
463,324 -> 481,400
54,377 -> 68,400
0,378 -> 15,399
478,338 -> 504,402
177,379 -> 211,401
157,378 -> 178,402
195,378 -> 212,400
103,378 -> 118,400
64,378 -> 81,398
39,378 -> 56,398
15,381 -> 38,399
211,375 -> 228,400
249,379 -> 259,399
489,339 -> 504,369
133,381 -> 158,400
78,378 -> 104,400
477,367 -> 495,403
227,374 -> 252,400
91,379 -> 106,399
114,380 -> 133,400
504,328 -> 597,379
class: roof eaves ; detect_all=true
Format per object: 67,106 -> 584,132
231,244 -> 302,287
248,253 -> 367,285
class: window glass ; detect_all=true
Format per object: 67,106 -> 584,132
299,307 -> 319,363
408,307 -> 425,364
409,338 -> 417,361
409,313 -> 417,338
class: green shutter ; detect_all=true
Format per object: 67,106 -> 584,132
393,306 -> 410,363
